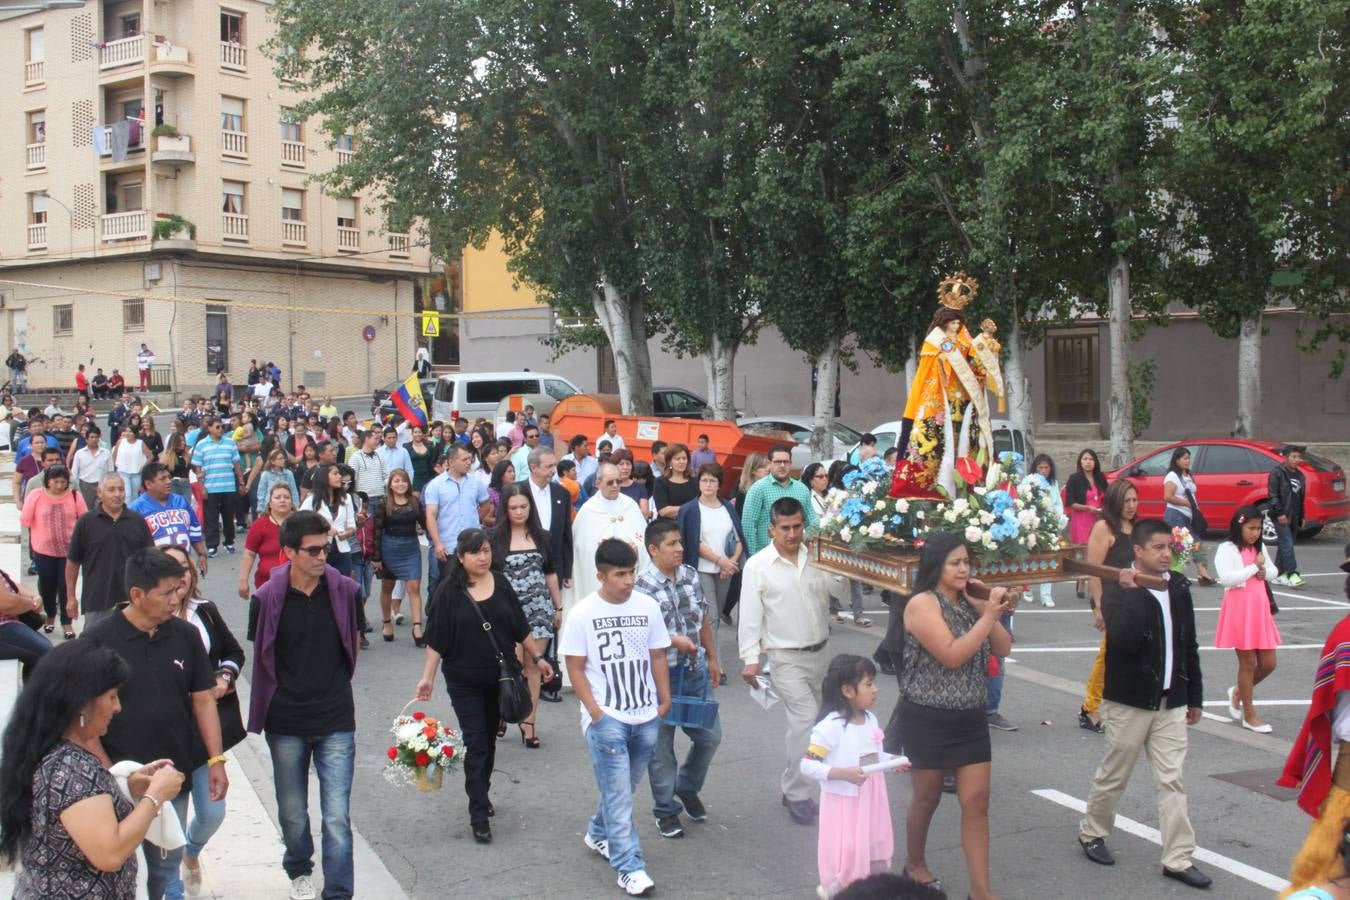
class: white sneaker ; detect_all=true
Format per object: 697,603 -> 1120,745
584,833 -> 610,860
618,870 -> 656,896
290,875 -> 318,900
182,859 -> 204,897
1041,596 -> 1056,608
1272,574 -> 1291,587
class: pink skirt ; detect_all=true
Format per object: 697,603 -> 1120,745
1214,579 -> 1282,650
817,776 -> 893,895
1068,508 -> 1098,545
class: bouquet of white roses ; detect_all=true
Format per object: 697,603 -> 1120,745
385,705 -> 466,792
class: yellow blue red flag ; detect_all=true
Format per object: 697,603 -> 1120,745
391,372 -> 428,428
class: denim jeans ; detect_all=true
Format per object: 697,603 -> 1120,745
0,622 -> 51,678
986,611 -> 1013,716
649,664 -> 721,818
142,792 -> 190,899
10,368 -> 25,393
1273,521 -> 1299,576
586,715 -> 660,875
266,731 -> 355,900
184,763 -> 228,861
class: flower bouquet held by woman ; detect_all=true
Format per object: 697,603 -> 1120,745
385,703 -> 466,792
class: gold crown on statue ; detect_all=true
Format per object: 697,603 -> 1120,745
937,272 -> 979,310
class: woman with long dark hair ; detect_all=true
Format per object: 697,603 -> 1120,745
1029,454 -> 1064,608
484,458 -> 516,529
802,462 -> 830,519
414,529 -> 555,843
0,641 -> 185,898
374,469 -> 425,645
1064,449 -> 1108,599
898,532 -> 1012,900
406,425 -> 437,494
299,464 -> 358,578
490,483 -> 563,747
1214,504 -> 1281,733
1078,479 -> 1139,732
1163,447 -> 1217,585
161,432 -> 194,506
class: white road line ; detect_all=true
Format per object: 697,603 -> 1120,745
1200,712 -> 1230,723
1200,699 -> 1308,707
1273,591 -> 1349,607
1013,605 -> 1344,613
1031,788 -> 1290,892
1012,643 -> 1322,653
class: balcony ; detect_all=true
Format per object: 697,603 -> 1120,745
26,143 -> 46,170
24,60 -> 44,86
26,223 -> 47,251
336,148 -> 354,166
152,134 -> 194,165
280,140 -> 306,168
222,212 -> 249,242
219,41 -> 246,72
282,220 -> 307,246
150,42 -> 193,78
101,210 -> 148,242
387,233 -> 411,258
221,130 -> 248,159
99,34 -> 145,71
98,125 -> 146,167
336,226 -> 360,252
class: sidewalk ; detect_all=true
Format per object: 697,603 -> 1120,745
0,451 -> 405,899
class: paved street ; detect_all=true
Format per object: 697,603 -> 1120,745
183,532 -> 1340,899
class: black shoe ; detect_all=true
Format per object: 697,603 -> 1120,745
487,804 -> 495,817
656,814 -> 684,838
26,563 -> 37,576
942,772 -> 957,794
1079,708 -> 1105,733
1079,837 -> 1115,866
539,689 -> 563,703
472,822 -> 491,844
677,792 -> 707,822
873,651 -> 896,677
359,634 -> 370,650
718,672 -> 727,686
784,797 -> 817,825
1163,865 -> 1212,889
720,612 -> 733,626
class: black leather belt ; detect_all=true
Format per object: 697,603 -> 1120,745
781,640 -> 827,653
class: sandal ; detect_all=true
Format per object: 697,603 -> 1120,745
381,618 -> 394,642
412,621 -> 425,648
519,722 -> 541,749
43,624 -> 54,634
1196,575 -> 1217,587
900,867 -> 942,892
854,616 -> 872,628
496,719 -> 508,738
63,630 -> 75,640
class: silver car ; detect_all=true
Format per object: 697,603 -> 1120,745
736,416 -> 863,471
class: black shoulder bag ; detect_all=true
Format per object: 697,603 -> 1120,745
465,592 -> 533,724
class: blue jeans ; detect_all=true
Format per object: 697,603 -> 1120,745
1273,521 -> 1299,576
266,731 -> 355,900
142,792 -> 190,899
0,621 -> 51,678
649,665 -> 721,818
986,612 -> 1014,716
184,763 -> 228,861
586,715 -> 660,876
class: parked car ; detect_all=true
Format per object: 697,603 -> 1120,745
1107,439 -> 1348,539
652,386 -> 713,419
737,416 -> 862,472
851,418 -> 1034,466
371,378 -> 436,422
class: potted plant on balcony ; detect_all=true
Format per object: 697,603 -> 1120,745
153,124 -> 191,153
152,214 -> 195,243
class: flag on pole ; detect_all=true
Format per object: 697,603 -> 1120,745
390,372 -> 428,428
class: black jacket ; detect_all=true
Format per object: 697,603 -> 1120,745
1267,465 -> 1305,525
191,600 -> 247,751
1101,574 -> 1202,712
518,479 -> 573,582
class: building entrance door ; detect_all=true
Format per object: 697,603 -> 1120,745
1046,332 -> 1098,422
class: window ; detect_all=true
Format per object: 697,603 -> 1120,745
54,304 -> 73,336
1134,447 -> 1193,477
28,110 -> 45,144
29,193 -> 48,224
221,96 -> 244,132
1197,445 -> 1270,475
121,181 -> 143,211
279,110 -> 302,143
120,13 -> 140,38
336,197 -> 357,228
221,180 -> 245,214
123,297 -> 144,330
281,188 -> 304,221
336,131 -> 354,152
220,10 -> 244,44
26,27 -> 44,63
206,305 -> 229,373
465,380 -> 538,404
656,390 -> 707,415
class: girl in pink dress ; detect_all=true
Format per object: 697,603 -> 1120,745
801,654 -> 904,898
1214,505 -> 1282,734
1064,449 -> 1108,598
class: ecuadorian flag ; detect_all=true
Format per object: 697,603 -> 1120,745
391,372 -> 428,428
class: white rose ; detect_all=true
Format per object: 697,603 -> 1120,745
839,527 -> 852,542
1027,533 -> 1038,548
867,522 -> 884,539
397,723 -> 422,744
979,511 -> 995,525
862,481 -> 877,496
983,534 -> 997,549
952,498 -> 969,514
964,525 -> 983,543
1019,509 -> 1036,526
895,499 -> 909,513
973,486 -> 988,496
875,500 -> 888,511
944,509 -> 958,523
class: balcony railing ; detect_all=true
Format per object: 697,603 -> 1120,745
219,41 -> 246,71
101,209 -> 148,242
99,34 -> 145,70
222,212 -> 249,240
336,226 -> 360,251
221,129 -> 248,158
26,143 -> 45,170
387,233 -> 411,258
26,223 -> 47,250
336,148 -> 354,165
280,140 -> 306,167
24,60 -> 45,85
282,220 -> 307,245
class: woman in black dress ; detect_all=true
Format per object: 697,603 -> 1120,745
414,529 -> 555,843
898,532 -> 1012,900
653,442 -> 698,519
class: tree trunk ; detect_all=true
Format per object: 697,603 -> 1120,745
1004,318 -> 1033,439
809,336 -> 840,459
1106,251 -> 1134,468
593,274 -> 654,415
1232,312 -> 1261,438
702,334 -> 737,421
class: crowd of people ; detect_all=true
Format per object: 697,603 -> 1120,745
0,371 -> 1334,900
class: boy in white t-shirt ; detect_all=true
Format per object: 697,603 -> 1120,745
560,538 -> 672,898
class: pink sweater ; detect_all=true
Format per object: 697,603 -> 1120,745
19,488 -> 87,556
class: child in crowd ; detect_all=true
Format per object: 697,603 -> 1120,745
802,654 -> 902,899
1029,454 -> 1063,608
559,538 -> 672,897
558,458 -> 581,516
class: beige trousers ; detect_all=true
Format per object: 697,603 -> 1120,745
766,647 -> 828,803
1079,700 -> 1196,870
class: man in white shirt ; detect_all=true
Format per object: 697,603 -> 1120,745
738,496 -> 832,826
596,419 -> 626,453
136,343 -> 156,391
69,424 -> 114,510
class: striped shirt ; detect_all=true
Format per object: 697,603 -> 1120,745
635,563 -> 707,668
193,436 -> 241,494
350,450 -> 387,499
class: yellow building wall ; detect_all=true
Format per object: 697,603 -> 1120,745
460,232 -> 543,312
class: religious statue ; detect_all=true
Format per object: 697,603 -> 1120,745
889,273 -> 1006,500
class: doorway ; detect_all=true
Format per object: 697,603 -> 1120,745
1045,332 -> 1099,422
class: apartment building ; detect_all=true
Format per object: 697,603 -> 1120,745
0,0 -> 432,398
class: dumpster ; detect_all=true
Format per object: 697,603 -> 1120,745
494,393 -> 556,435
549,394 -> 786,495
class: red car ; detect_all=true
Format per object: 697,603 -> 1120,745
1108,439 -> 1349,538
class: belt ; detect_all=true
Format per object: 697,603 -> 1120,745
778,640 -> 827,653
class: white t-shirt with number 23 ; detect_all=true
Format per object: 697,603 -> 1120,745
559,590 -> 671,733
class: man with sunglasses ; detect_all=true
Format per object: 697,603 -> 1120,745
247,510 -> 361,900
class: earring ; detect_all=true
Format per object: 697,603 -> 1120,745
79,714 -> 85,728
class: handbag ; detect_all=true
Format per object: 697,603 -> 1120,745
1187,494 -> 1209,536
464,591 -> 533,724
540,636 -> 563,694
1265,577 -> 1279,616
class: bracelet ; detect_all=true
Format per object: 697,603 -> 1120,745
141,794 -> 162,810
207,754 -> 227,767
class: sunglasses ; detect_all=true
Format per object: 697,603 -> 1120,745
296,545 -> 330,557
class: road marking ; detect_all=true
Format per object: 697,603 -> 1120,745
1200,699 -> 1308,707
1011,643 -> 1322,653
1031,788 -> 1290,892
1273,591 -> 1349,607
1200,711 -> 1230,723
1013,605 -> 1344,613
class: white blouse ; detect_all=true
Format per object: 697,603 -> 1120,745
301,493 -> 358,553
1213,540 -> 1277,590
800,710 -> 885,797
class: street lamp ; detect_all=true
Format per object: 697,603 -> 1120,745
35,190 -> 75,255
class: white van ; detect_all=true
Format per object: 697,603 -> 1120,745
430,372 -> 582,422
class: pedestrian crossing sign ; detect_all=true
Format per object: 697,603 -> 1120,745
421,313 -> 440,338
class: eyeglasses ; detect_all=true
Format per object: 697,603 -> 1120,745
771,458 -> 791,465
296,545 -> 330,557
